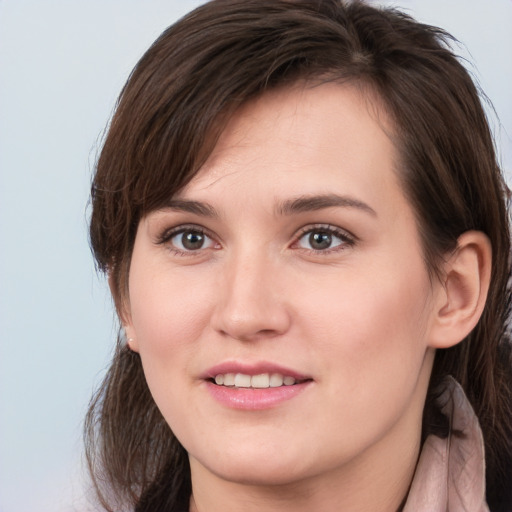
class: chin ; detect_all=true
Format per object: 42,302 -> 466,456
191,444 -> 316,487
214,461 -> 309,487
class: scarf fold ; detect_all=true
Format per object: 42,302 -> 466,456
403,376 -> 488,512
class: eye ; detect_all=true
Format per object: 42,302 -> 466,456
159,226 -> 218,253
294,225 -> 353,252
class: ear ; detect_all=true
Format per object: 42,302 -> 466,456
428,231 -> 492,349
108,272 -> 139,353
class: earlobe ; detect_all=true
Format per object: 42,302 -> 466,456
429,231 -> 492,349
121,318 -> 139,353
124,333 -> 139,352
108,272 -> 139,352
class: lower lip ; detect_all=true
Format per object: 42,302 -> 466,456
204,380 -> 311,410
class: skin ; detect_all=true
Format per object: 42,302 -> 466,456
123,82 -> 490,512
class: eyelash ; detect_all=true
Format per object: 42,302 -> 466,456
292,224 -> 356,254
156,223 -> 356,256
156,224 -> 219,256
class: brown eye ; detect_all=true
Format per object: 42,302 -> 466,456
181,231 -> 205,250
169,229 -> 216,252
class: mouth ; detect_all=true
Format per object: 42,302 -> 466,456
210,372 -> 310,389
203,363 -> 313,409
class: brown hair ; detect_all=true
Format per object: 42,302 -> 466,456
86,1 -> 512,510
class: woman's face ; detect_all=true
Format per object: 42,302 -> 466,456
125,83 -> 441,490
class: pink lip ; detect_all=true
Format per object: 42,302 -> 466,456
205,381 -> 311,410
201,361 -> 313,410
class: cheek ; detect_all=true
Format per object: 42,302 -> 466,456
127,261 -> 220,425
127,266 -> 216,426
296,269 -> 433,453
129,262 -> 214,351
295,257 -> 433,390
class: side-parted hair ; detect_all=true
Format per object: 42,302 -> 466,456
86,1 -> 512,510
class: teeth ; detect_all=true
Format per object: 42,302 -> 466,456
234,373 -> 251,388
223,373 -> 235,386
269,373 -> 284,387
251,373 -> 270,388
213,372 -> 298,388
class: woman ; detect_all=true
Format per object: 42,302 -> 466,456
85,1 -> 512,510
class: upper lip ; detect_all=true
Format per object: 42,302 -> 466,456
202,361 -> 311,381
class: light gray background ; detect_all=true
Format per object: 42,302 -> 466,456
0,1 -> 510,511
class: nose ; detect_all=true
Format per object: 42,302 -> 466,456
211,252 -> 291,342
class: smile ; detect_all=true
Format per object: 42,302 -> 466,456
204,365 -> 313,410
213,373 -> 300,388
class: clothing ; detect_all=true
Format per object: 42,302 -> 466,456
403,376 -> 489,511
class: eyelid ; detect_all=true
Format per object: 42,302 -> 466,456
154,222 -> 355,255
155,223 -> 220,252
291,224 -> 356,252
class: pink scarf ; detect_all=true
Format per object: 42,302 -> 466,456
404,377 -> 489,511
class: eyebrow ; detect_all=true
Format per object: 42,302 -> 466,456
161,199 -> 220,218
161,194 -> 376,219
276,194 -> 377,217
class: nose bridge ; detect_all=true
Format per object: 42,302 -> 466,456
212,245 -> 290,340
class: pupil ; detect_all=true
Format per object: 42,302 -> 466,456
182,231 -> 204,250
309,231 -> 332,250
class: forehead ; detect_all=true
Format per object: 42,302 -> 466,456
178,82 -> 404,216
